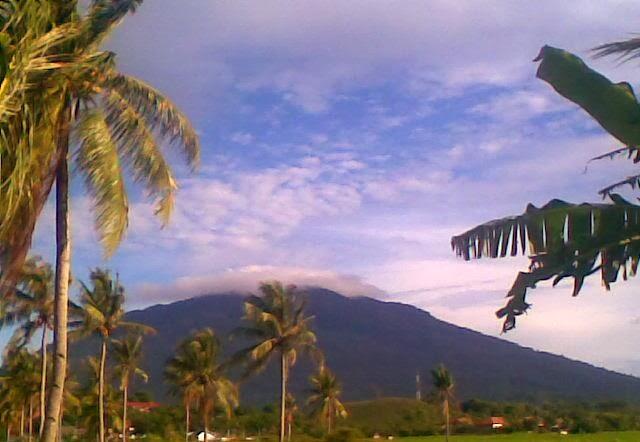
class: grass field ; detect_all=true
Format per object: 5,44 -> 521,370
390,432 -> 640,442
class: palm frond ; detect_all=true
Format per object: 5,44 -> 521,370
103,72 -> 200,167
74,108 -> 129,255
102,90 -> 177,224
593,36 -> 640,62
84,0 -> 143,45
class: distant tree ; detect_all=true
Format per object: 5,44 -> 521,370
306,368 -> 348,435
72,269 -> 154,442
165,328 -> 238,442
451,39 -> 640,331
79,357 -> 122,439
431,364 -> 454,442
0,350 -> 40,441
112,334 -> 149,442
234,281 -> 321,442
284,394 -> 298,442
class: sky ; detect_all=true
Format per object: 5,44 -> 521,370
26,1 -> 640,377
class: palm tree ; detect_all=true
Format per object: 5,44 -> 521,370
234,281 -> 321,442
112,334 -> 149,442
73,268 -> 154,442
78,357 -> 123,441
165,329 -> 238,442
306,368 -> 347,435
0,4 -> 200,440
451,40 -> 640,332
0,350 -> 41,442
0,257 -> 80,436
284,394 -> 298,442
1,257 -> 53,437
431,364 -> 454,442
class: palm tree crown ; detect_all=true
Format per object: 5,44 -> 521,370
431,364 -> 454,442
0,0 -> 200,289
235,281 -> 320,442
112,333 -> 149,442
165,328 -> 238,442
307,368 -> 347,434
74,268 -> 153,442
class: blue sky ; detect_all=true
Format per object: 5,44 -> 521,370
26,1 -> 640,376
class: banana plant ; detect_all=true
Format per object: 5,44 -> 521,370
452,43 -> 640,331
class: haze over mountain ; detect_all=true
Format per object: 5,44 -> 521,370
73,288 -> 640,405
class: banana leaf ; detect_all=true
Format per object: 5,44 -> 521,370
451,195 -> 640,331
535,45 -> 640,147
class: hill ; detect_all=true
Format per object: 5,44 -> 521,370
71,288 -> 640,405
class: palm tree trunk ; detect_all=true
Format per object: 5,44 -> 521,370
56,406 -> 62,442
6,422 -> 10,442
99,339 -> 107,442
203,406 -> 209,442
28,396 -> 33,442
122,382 -> 128,442
40,326 -> 48,436
185,403 -> 190,442
20,404 -> 24,438
42,112 -> 72,442
279,352 -> 287,442
444,397 -> 450,442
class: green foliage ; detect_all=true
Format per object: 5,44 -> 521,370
323,427 -> 362,442
534,45 -> 640,147
0,0 -> 200,292
343,398 -> 441,437
165,328 -> 238,432
452,43 -> 640,331
307,368 -> 348,433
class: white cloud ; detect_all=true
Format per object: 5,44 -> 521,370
230,132 -> 255,145
132,265 -> 385,306
111,1 -> 640,115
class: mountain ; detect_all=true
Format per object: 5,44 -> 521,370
71,288 -> 640,405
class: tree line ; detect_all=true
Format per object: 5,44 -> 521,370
0,260 -> 350,442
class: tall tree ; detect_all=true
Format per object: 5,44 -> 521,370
112,334 -> 149,442
0,257 -> 79,436
0,4 -> 200,440
431,364 -> 454,442
73,269 -> 154,442
234,282 -> 321,442
306,368 -> 347,435
451,41 -> 640,332
165,329 -> 238,442
284,394 -> 298,442
78,357 -> 122,440
0,350 -> 41,442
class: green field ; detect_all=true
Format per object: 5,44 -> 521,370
390,432 -> 640,442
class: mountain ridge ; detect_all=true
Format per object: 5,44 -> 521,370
72,288 -> 640,405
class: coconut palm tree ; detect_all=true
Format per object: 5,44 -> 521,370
165,329 -> 238,442
0,256 -> 80,436
0,257 -> 54,437
0,350 -> 41,442
0,4 -> 200,440
73,268 -> 154,442
234,281 -> 321,442
306,368 -> 347,435
284,394 -> 298,442
165,367 -> 199,442
78,357 -> 122,441
112,334 -> 149,442
431,364 -> 454,442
